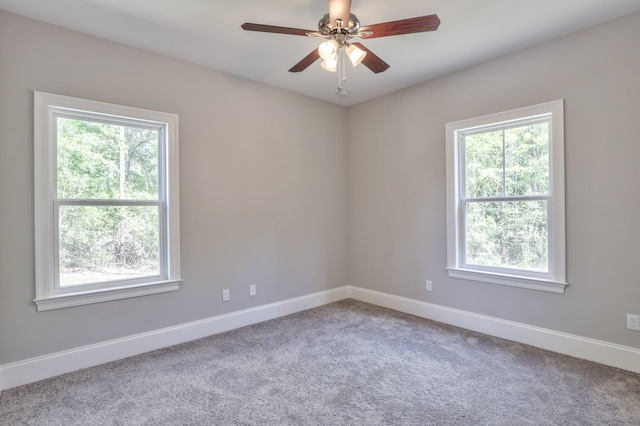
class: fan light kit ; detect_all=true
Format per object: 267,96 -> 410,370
242,0 -> 440,93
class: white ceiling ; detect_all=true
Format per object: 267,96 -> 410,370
1,0 -> 639,106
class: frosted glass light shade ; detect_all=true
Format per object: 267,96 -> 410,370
318,40 -> 339,61
321,58 -> 338,72
346,44 -> 366,67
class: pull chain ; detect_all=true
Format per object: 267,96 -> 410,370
337,47 -> 347,92
337,47 -> 343,92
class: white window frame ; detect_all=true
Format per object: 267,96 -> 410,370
34,91 -> 181,311
445,100 -> 567,293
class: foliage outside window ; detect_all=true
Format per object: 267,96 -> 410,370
34,92 -> 181,311
445,100 -> 567,293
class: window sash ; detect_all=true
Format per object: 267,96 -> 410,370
460,118 -> 551,200
54,111 -> 166,202
52,200 -> 166,294
459,197 -> 552,278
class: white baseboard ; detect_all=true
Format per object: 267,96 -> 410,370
0,286 -> 349,392
2,284 -> 638,392
347,286 -> 640,374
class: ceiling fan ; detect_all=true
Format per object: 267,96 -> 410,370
241,0 -> 440,75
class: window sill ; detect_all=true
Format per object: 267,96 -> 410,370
446,268 -> 567,294
34,279 -> 182,312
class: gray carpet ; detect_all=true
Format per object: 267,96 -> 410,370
1,299 -> 639,425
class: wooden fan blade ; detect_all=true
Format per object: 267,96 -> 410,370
351,43 -> 390,74
241,23 -> 314,37
329,0 -> 351,29
359,14 -> 440,39
289,49 -> 321,72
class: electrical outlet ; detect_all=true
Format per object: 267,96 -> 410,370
250,285 -> 256,296
425,280 -> 433,292
627,314 -> 640,331
222,289 -> 230,302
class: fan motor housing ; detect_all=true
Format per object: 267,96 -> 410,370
318,13 -> 360,35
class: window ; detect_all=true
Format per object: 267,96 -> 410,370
34,92 -> 181,311
445,100 -> 566,293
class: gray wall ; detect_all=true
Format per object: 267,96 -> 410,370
0,11 -> 347,364
2,9 -> 639,367
348,12 -> 640,348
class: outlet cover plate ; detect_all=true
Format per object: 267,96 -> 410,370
627,314 -> 640,331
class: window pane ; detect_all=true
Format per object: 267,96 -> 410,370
504,123 -> 550,196
465,200 -> 548,272
57,117 -> 159,200
464,131 -> 504,197
58,205 -> 160,287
